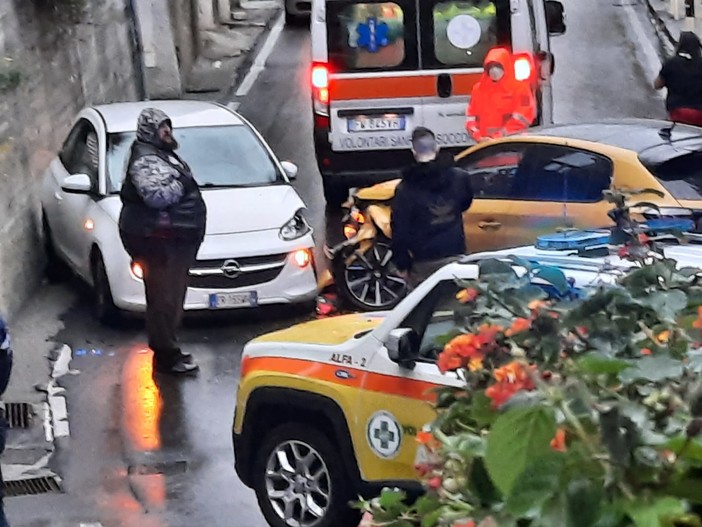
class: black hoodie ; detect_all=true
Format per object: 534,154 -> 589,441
390,157 -> 474,272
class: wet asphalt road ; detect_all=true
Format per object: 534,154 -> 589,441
8,0 -> 667,525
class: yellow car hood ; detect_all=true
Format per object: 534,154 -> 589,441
252,313 -> 386,346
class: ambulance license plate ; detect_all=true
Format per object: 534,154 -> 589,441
348,116 -> 406,133
209,292 -> 258,309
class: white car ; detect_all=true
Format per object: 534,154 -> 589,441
40,100 -> 317,324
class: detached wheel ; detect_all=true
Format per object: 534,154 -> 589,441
335,240 -> 408,312
253,423 -> 360,527
322,176 -> 348,209
91,252 -> 120,325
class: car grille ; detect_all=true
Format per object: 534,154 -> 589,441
189,253 -> 288,289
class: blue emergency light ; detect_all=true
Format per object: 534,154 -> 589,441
535,218 -> 696,252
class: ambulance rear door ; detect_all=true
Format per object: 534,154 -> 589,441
326,0 -> 424,153
419,0 -> 515,149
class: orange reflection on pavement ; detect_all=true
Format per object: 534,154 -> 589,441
123,347 -> 162,451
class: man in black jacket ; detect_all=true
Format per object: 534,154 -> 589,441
119,108 -> 207,376
391,127 -> 474,287
0,316 -> 12,527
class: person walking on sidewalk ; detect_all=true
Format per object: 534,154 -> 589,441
119,108 -> 207,377
391,127 -> 474,288
654,31 -> 702,126
0,316 -> 13,527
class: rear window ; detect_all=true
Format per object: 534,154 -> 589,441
647,151 -> 702,200
432,1 -> 501,67
327,1 -> 416,72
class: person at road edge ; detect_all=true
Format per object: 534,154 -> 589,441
119,108 -> 207,376
654,31 -> 702,126
466,47 -> 536,142
391,127 -> 474,288
0,316 -> 13,527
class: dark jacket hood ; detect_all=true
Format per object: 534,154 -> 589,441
136,108 -> 172,147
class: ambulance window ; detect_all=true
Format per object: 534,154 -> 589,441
326,2 -> 416,71
457,145 -> 526,199
433,1 -> 498,67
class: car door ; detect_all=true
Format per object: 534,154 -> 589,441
50,118 -> 102,271
354,280 -> 464,482
419,0 -> 513,149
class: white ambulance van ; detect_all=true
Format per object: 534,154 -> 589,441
310,0 -> 566,205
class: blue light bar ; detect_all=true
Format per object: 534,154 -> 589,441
642,218 -> 695,233
535,231 -> 610,251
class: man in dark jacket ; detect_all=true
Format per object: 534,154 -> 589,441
119,108 -> 207,376
391,127 -> 474,287
0,316 -> 13,527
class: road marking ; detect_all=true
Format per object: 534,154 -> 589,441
236,11 -> 286,97
621,0 -> 664,99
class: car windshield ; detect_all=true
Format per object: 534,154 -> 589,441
647,151 -> 702,201
106,125 -> 283,193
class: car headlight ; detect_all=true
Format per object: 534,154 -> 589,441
280,210 -> 311,241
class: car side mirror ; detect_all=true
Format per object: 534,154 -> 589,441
61,173 -> 92,194
545,0 -> 566,35
281,161 -> 298,180
386,328 -> 419,369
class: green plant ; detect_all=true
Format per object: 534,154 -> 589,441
0,69 -> 22,93
359,190 -> 702,527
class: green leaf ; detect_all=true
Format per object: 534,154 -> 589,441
619,356 -> 684,383
566,479 -> 604,527
379,488 -> 406,510
479,258 -> 519,278
665,435 -> 702,463
625,497 -> 686,527
689,350 -> 702,374
577,353 -> 631,375
485,405 -> 557,496
471,391 -> 497,428
646,290 -> 688,322
420,508 -> 444,527
532,265 -> 570,295
505,453 -> 565,518
470,457 -> 502,506
668,475 -> 702,504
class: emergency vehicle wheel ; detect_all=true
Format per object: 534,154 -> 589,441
253,423 -> 360,527
334,240 -> 408,312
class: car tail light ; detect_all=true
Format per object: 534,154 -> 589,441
293,249 -> 312,269
130,261 -> 144,280
351,209 -> 365,224
514,53 -> 535,83
344,224 -> 358,239
311,62 -> 330,117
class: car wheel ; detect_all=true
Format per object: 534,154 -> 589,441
335,239 -> 408,312
322,177 -> 348,209
253,423 -> 360,527
43,216 -> 69,283
91,252 -> 120,325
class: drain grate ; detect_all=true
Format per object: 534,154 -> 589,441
5,402 -> 33,429
4,476 -> 62,497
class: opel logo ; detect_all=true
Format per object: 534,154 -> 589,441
221,260 -> 241,279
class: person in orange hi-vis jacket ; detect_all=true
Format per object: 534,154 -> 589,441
466,47 -> 537,142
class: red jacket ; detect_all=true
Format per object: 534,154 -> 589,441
466,48 -> 537,142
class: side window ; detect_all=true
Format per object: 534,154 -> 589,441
457,144 -> 527,199
432,0 -> 499,67
400,280 -> 468,362
59,119 -> 100,191
327,2 -> 415,71
510,145 -> 613,202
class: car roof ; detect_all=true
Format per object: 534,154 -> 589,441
91,100 -> 244,133
526,119 -> 702,156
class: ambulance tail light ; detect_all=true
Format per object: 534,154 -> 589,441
514,53 -> 535,83
311,62 -> 330,117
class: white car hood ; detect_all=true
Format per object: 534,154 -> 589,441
100,185 -> 305,235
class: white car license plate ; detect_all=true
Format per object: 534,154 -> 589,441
209,292 -> 258,309
348,116 -> 406,133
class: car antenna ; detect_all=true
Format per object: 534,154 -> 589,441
659,120 -> 677,142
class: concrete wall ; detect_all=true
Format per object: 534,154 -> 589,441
0,0 -> 141,317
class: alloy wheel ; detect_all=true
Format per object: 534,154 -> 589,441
344,242 -> 407,309
264,440 -> 332,527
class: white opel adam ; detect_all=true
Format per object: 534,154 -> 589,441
40,100 -> 317,324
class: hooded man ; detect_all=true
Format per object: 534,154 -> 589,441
119,108 -> 207,376
466,47 -> 537,142
654,32 -> 702,126
391,127 -> 474,288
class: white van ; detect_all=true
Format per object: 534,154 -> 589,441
310,0 -> 566,205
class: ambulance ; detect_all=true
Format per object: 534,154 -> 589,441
310,0 -> 567,205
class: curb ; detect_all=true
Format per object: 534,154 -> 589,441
642,0 -> 678,54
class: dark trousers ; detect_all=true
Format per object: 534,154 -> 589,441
121,233 -> 201,369
408,256 -> 461,289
